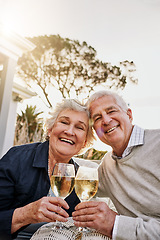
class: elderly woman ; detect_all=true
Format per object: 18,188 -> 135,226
0,99 -> 94,240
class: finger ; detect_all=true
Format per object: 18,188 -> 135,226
73,210 -> 98,224
47,211 -> 69,222
73,203 -> 100,217
73,205 -> 98,217
55,213 -> 69,222
47,204 -> 69,218
41,205 -> 69,222
48,197 -> 69,209
39,209 -> 68,223
75,201 -> 98,210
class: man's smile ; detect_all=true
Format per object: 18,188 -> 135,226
105,125 -> 120,133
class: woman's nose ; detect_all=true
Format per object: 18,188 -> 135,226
64,126 -> 75,135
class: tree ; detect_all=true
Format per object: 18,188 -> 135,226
77,148 -> 107,161
14,105 -> 44,145
16,35 -> 137,108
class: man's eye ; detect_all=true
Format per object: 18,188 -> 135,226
94,116 -> 101,122
108,110 -> 116,114
61,121 -> 68,124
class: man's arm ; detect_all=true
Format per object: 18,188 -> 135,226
116,215 -> 160,240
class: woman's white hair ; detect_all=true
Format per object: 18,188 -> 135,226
45,99 -> 95,149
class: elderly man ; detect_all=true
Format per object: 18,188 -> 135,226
73,90 -> 160,240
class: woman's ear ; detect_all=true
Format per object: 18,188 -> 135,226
47,128 -> 52,137
127,108 -> 133,122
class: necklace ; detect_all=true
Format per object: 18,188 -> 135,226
48,159 -> 53,197
48,158 -> 50,177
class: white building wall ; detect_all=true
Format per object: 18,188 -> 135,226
0,24 -> 35,158
0,57 -> 17,157
2,99 -> 18,156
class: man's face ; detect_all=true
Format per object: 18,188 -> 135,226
90,95 -> 133,156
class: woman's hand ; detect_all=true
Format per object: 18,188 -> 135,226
72,201 -> 117,239
29,196 -> 69,223
11,196 -> 69,233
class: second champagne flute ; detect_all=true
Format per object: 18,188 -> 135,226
75,166 -> 99,232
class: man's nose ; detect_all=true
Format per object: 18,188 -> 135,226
102,114 -> 112,125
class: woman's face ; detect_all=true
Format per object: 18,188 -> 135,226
48,109 -> 88,161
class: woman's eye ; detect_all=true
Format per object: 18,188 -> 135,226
76,126 -> 85,130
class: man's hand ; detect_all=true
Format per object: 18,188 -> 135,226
72,201 -> 117,238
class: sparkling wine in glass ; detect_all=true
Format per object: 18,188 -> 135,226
75,166 -> 99,232
50,163 -> 75,229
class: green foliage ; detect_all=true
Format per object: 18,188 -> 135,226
78,148 -> 107,160
14,105 -> 44,145
16,35 -> 137,108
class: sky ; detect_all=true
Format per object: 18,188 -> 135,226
1,0 -> 160,150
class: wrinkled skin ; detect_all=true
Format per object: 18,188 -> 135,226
72,201 -> 118,238
12,196 -> 69,233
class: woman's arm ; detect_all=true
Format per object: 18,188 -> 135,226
11,196 -> 69,233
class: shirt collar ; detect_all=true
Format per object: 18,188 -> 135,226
112,125 -> 144,160
32,141 -> 78,172
33,141 -> 49,170
127,125 -> 144,148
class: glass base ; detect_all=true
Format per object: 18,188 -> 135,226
78,226 -> 91,232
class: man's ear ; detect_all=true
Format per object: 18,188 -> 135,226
127,108 -> 133,122
83,139 -> 87,148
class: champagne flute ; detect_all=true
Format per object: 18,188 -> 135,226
50,163 -> 75,229
75,166 -> 99,232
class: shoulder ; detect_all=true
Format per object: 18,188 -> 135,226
101,152 -> 112,163
98,152 -> 113,171
143,129 -> 160,153
144,129 -> 160,142
7,142 -> 41,154
0,142 -> 43,163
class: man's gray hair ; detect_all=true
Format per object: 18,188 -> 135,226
86,90 -> 128,112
